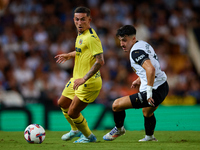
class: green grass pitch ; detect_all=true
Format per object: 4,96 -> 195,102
0,130 -> 200,150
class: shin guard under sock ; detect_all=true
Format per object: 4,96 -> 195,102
114,110 -> 126,128
61,107 -> 78,131
144,114 -> 156,136
72,113 -> 92,138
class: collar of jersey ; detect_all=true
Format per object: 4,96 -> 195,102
78,28 -> 90,36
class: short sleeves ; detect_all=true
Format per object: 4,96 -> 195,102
131,50 -> 149,66
87,35 -> 103,56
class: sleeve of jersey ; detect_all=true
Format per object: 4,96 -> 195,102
88,35 -> 103,56
131,50 -> 150,66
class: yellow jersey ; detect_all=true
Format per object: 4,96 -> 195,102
73,28 -> 103,91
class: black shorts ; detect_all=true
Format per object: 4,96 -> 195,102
130,81 -> 169,108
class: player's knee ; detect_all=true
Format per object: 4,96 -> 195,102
112,100 -> 120,112
68,109 -> 79,119
57,98 -> 65,108
67,110 -> 75,118
57,98 -> 62,107
143,113 -> 153,118
142,109 -> 154,117
57,98 -> 69,109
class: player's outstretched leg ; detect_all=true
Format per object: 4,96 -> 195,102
139,135 -> 158,142
61,130 -> 82,141
103,126 -> 126,141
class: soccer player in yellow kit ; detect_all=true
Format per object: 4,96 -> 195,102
55,7 -> 104,143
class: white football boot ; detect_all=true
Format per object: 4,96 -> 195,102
139,135 -> 158,142
103,126 -> 126,141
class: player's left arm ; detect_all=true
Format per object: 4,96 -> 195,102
84,53 -> 104,81
142,60 -> 155,87
142,60 -> 155,106
73,53 -> 104,90
131,49 -> 155,106
131,50 -> 155,87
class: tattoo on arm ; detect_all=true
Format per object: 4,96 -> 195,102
70,51 -> 76,58
83,53 -> 104,81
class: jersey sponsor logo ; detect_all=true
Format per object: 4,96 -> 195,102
75,47 -> 81,52
145,44 -> 151,53
95,71 -> 101,78
145,44 -> 149,50
135,54 -> 145,62
79,39 -> 83,45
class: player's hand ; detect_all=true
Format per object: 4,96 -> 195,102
73,78 -> 86,90
147,97 -> 155,107
131,79 -> 141,88
146,85 -> 155,107
54,53 -> 71,64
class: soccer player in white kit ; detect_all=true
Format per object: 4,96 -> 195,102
103,25 -> 169,142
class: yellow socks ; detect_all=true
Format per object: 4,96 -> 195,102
72,113 -> 92,138
61,108 -> 78,131
61,107 -> 92,138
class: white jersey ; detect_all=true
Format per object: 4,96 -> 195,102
130,40 -> 167,92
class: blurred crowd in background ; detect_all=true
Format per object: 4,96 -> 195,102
0,0 -> 200,108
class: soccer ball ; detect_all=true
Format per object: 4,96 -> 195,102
24,124 -> 46,144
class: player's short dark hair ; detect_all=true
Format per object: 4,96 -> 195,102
116,25 -> 136,37
74,6 -> 91,17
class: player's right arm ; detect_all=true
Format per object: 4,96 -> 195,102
54,51 -> 76,64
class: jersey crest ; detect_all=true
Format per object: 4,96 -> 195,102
79,39 -> 83,45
